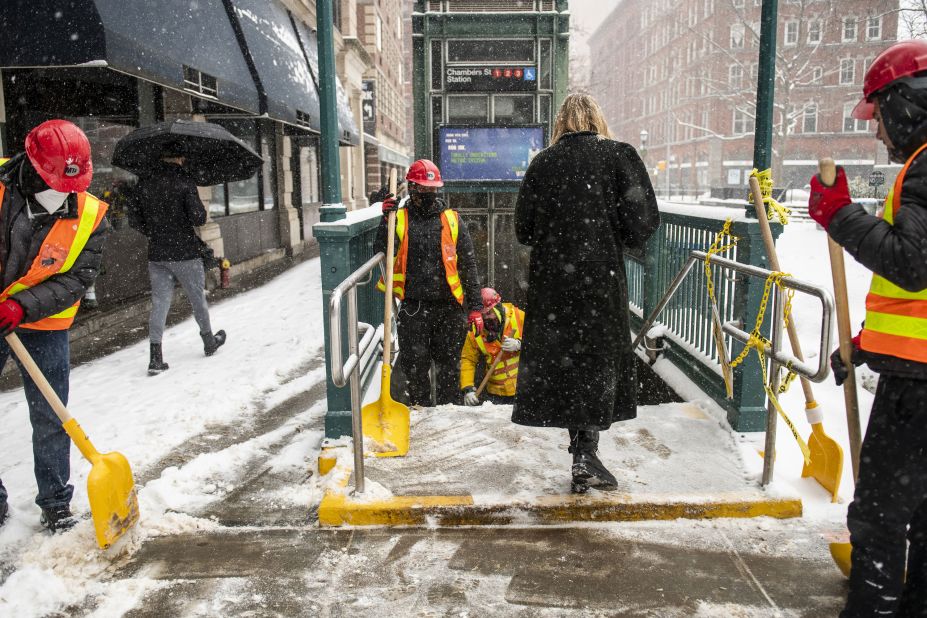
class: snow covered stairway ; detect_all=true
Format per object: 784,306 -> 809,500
316,403 -> 802,527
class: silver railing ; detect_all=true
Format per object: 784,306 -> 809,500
329,252 -> 386,495
633,250 -> 836,485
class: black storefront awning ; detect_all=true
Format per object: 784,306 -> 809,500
0,0 -> 261,115
293,22 -> 361,147
227,0 -> 320,130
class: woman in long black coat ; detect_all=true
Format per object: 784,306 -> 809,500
513,93 -> 660,493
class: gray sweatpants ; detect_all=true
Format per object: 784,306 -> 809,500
148,259 -> 212,345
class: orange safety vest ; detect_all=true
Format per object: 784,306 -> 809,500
376,207 -> 464,305
473,302 -> 525,396
0,181 -> 108,331
859,142 -> 927,363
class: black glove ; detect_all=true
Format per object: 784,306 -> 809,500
830,336 -> 863,387
369,186 -> 392,204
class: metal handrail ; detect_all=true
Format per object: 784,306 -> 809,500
633,250 -> 835,383
328,252 -> 386,494
632,250 -> 836,486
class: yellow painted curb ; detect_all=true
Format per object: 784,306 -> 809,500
317,490 -> 802,527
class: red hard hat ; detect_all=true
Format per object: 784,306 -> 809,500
405,159 -> 443,187
480,287 -> 502,312
24,120 -> 93,193
853,40 -> 927,120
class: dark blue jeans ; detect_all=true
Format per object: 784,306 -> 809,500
0,330 -> 72,511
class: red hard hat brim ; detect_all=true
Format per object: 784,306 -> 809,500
852,98 -> 875,121
32,163 -> 93,193
410,178 -> 444,188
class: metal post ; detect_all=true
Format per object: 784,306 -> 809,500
347,286 -> 365,494
751,0 -> 779,218
761,286 -> 783,486
317,0 -> 344,222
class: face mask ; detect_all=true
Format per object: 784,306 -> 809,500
33,188 -> 70,214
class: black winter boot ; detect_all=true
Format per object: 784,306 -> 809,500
148,343 -> 169,375
568,429 -> 618,494
40,505 -> 77,532
202,330 -> 226,356
0,501 -> 8,527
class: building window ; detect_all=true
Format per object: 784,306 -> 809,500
733,0 -> 744,7
843,17 -> 858,42
843,103 -> 869,133
729,64 -> 743,89
730,24 -> 745,49
447,96 -> 488,123
183,66 -> 218,99
867,16 -> 882,40
840,58 -> 856,85
803,104 -> 817,133
733,108 -> 755,135
375,15 -> 382,51
784,22 -> 799,46
808,20 -> 822,44
812,66 -> 823,84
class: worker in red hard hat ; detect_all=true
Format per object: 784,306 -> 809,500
372,159 -> 484,406
807,39 -> 927,616
0,120 -> 110,533
459,287 -> 525,406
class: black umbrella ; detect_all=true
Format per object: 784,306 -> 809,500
112,120 -> 263,186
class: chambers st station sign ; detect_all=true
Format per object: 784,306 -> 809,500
445,66 -> 537,91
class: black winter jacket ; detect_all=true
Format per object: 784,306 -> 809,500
0,163 -> 109,325
373,197 -> 482,312
829,150 -> 927,379
129,162 -> 208,262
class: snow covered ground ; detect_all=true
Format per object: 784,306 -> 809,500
0,219 -> 871,616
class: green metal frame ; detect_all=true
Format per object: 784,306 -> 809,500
627,212 -> 782,432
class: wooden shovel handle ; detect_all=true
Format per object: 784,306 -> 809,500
476,348 -> 505,398
5,333 -> 73,424
748,176 -> 816,405
382,169 -> 398,366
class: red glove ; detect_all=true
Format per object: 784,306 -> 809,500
0,299 -> 24,336
808,167 -> 852,229
381,196 -> 398,215
468,311 -> 484,335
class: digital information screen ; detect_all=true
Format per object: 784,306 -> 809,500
438,126 -> 544,182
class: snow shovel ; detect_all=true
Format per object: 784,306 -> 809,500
475,348 -> 506,399
6,333 -> 139,548
819,158 -> 864,576
361,169 -> 410,457
749,174 -> 843,503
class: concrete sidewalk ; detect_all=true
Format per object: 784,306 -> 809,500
319,403 -> 801,527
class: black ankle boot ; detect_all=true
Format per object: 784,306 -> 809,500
148,343 -> 169,375
568,429 -> 618,494
201,330 -> 226,356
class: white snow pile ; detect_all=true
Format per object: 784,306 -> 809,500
0,258 -> 327,616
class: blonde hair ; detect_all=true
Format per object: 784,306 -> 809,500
550,93 -> 613,144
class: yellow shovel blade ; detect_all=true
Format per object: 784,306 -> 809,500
360,365 -> 410,457
830,542 -> 852,577
802,422 -> 844,503
63,418 -> 140,548
87,451 -> 140,548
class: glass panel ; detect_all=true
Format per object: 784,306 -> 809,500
210,119 -> 260,215
300,145 -> 320,205
431,40 -> 443,90
539,95 -> 551,132
493,95 -> 534,125
71,118 -> 137,230
539,39 -> 552,90
447,39 -> 536,63
447,96 -> 488,123
492,212 -> 530,306
209,183 -> 227,217
493,192 -> 517,210
459,213 -> 489,289
262,137 -> 274,210
448,192 -> 489,211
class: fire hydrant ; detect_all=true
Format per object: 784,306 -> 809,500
220,258 -> 231,289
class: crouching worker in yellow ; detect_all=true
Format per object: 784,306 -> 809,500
460,288 -> 525,406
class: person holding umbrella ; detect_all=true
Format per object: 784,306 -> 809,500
127,143 -> 225,375
0,120 -> 109,531
115,119 -> 262,375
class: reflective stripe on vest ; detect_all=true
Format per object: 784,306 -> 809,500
376,208 -> 464,304
0,181 -> 108,331
859,142 -> 927,363
474,303 -> 524,386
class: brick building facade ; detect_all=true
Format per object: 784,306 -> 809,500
589,0 -> 900,195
